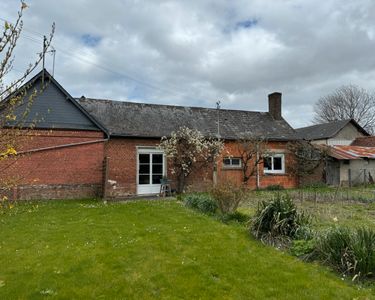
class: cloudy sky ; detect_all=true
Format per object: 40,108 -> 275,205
1,0 -> 375,128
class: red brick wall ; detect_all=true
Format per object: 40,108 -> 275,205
1,129 -> 105,200
104,138 -> 298,198
104,138 -> 160,197
217,141 -> 297,189
2,133 -> 298,199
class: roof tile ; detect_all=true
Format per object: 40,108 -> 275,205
77,98 -> 298,140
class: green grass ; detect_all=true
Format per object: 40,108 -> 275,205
0,199 -> 374,299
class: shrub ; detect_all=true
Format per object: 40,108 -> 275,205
290,239 -> 316,258
210,182 -> 246,215
250,194 -> 311,243
301,182 -> 328,189
264,184 -> 284,191
220,211 -> 250,224
315,226 -> 375,280
183,193 -> 217,214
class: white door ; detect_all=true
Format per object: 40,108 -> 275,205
137,149 -> 165,195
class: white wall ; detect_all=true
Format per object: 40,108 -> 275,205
311,123 -> 366,146
339,159 -> 375,184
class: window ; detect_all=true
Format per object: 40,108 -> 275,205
223,157 -> 242,168
263,154 -> 285,174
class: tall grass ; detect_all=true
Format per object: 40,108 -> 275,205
250,194 -> 311,244
315,226 -> 375,280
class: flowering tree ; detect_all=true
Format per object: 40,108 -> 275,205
159,127 -> 224,193
0,2 -> 54,207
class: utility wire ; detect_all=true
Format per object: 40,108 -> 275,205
0,17 -> 192,100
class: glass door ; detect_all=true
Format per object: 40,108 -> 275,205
137,149 -> 165,194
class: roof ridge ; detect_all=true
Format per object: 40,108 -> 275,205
296,119 -> 351,131
77,97 -> 267,114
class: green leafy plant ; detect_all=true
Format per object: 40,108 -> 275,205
210,181 -> 246,215
301,182 -> 328,189
290,239 -> 316,258
250,194 -> 311,244
220,211 -> 250,224
315,226 -> 375,280
183,193 -> 217,214
264,184 -> 284,191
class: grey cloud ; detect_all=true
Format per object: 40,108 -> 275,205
2,0 -> 375,129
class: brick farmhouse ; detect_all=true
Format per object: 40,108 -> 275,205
1,70 -> 299,200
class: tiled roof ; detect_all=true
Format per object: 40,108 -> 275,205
330,145 -> 375,160
295,119 -> 369,140
77,97 -> 298,141
351,136 -> 375,147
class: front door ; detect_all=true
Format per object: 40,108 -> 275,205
137,149 -> 165,195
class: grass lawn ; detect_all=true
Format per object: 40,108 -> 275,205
0,199 -> 374,299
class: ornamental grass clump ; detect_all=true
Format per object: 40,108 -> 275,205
183,193 -> 217,215
250,193 -> 311,245
315,226 -> 375,280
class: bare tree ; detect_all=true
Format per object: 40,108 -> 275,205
0,2 -> 54,206
287,140 -> 328,186
236,133 -> 268,188
313,84 -> 375,134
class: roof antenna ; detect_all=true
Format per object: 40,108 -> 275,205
216,100 -> 221,138
50,47 -> 56,77
42,35 -> 47,84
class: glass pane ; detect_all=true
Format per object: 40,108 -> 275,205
152,164 -> 163,174
223,158 -> 230,165
139,175 -> 150,184
139,154 -> 150,164
153,154 -> 163,164
274,156 -> 282,170
264,157 -> 272,170
139,164 -> 150,174
231,158 -> 240,166
152,174 -> 163,184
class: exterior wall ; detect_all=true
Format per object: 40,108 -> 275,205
311,139 -> 328,145
334,123 -> 366,141
104,138 -> 160,198
311,124 -> 366,146
339,159 -> 375,185
217,141 -> 297,189
104,138 -> 298,198
1,129 -> 105,200
2,134 -> 299,200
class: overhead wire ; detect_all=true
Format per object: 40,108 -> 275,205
0,16 -> 192,100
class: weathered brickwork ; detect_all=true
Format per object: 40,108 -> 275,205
1,129 -> 105,200
217,141 -> 298,189
104,138 -> 160,197
2,132 -> 298,199
104,139 -> 298,198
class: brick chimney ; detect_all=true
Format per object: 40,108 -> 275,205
268,92 -> 282,120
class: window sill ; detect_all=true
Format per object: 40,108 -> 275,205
264,172 -> 287,176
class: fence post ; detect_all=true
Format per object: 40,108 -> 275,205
348,169 -> 351,187
314,190 -> 317,207
364,169 -> 367,186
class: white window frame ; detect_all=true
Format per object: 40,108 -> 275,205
136,146 -> 166,195
222,157 -> 242,169
263,153 -> 285,174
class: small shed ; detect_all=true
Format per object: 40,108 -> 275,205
328,145 -> 375,186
